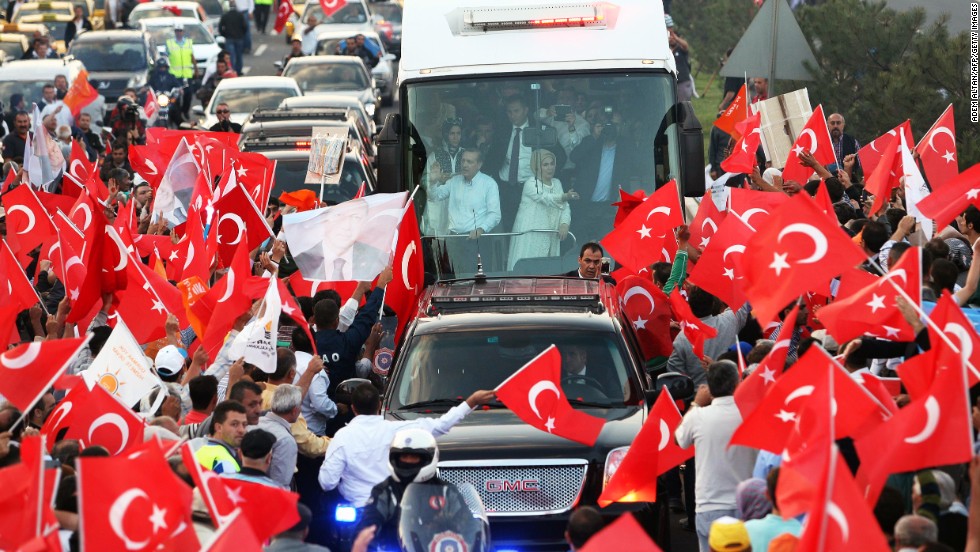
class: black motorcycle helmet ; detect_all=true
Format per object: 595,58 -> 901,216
155,57 -> 169,70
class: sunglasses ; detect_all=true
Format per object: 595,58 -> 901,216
216,110 -> 230,114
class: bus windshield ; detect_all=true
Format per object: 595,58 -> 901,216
403,72 -> 680,279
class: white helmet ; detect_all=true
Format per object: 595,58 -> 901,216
388,428 -> 438,483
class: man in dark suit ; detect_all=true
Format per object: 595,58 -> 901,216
570,121 -> 637,239
563,241 -> 616,285
64,6 -> 93,47
828,112 -> 862,179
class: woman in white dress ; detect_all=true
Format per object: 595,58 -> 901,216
508,149 -> 578,271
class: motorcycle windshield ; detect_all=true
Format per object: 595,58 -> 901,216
397,482 -> 487,552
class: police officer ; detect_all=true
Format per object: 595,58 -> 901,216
166,22 -> 195,119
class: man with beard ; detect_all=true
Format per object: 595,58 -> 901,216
828,112 -> 861,178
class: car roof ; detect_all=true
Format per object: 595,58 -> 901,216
214,76 -> 301,90
0,23 -> 49,34
19,1 -> 74,8
71,29 -> 145,40
132,1 -> 199,9
284,54 -> 363,66
19,13 -> 73,21
139,16 -> 204,27
0,33 -> 31,46
0,58 -> 82,78
315,29 -> 382,41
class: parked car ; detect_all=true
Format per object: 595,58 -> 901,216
279,94 -> 375,136
0,58 -> 103,126
194,75 -> 301,128
313,29 -> 394,105
280,55 -> 380,121
15,13 -> 72,53
67,29 -> 156,108
127,1 -> 208,30
287,0 -> 373,43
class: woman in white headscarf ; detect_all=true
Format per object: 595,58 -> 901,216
507,149 -> 576,271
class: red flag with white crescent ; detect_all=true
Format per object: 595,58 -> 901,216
319,0 -> 347,17
274,0 -> 295,33
495,345 -> 605,446
781,105 -> 836,185
915,104 -> 958,191
386,204 -> 424,343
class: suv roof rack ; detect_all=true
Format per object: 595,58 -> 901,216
248,107 -> 351,122
427,277 -> 604,314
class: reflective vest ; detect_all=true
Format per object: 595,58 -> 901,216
255,0 -> 272,6
166,38 -> 195,79
194,441 -> 240,474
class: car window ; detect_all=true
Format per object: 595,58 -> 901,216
211,86 -> 298,113
283,63 -> 368,92
392,331 -> 638,409
131,8 -> 197,22
196,0 -> 223,16
272,157 -> 365,202
144,23 -> 213,44
0,80 -> 50,108
303,1 -> 367,25
22,17 -> 69,38
370,3 -> 400,22
70,40 -> 147,71
0,42 -> 25,59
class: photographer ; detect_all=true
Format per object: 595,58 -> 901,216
209,103 -> 241,133
108,96 -> 145,145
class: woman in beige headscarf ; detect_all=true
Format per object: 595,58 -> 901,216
507,149 -> 577,271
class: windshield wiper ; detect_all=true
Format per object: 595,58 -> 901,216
397,398 -> 464,411
566,398 -> 620,408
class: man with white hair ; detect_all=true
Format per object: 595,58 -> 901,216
255,384 -> 303,488
894,514 -> 938,551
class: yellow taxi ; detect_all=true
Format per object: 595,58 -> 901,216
0,22 -> 52,51
11,1 -> 75,20
16,13 -> 73,53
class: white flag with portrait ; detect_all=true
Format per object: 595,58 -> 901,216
282,192 -> 408,281
154,137 -> 199,227
230,276 -> 281,373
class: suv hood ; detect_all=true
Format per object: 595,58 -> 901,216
387,407 -> 643,460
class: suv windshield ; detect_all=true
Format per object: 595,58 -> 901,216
404,72 -> 679,279
284,63 -> 368,92
371,3 -> 400,22
211,87 -> 298,113
391,330 -> 641,411
304,1 -> 368,24
272,157 -> 369,203
144,23 -> 212,44
70,40 -> 147,71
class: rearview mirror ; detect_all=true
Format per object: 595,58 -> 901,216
215,35 -> 225,46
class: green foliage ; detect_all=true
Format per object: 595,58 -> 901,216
671,0 -> 756,76
796,0 -> 977,167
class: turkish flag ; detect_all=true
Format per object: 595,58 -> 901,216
927,290 -> 980,385
811,180 -> 837,222
67,208 -> 132,323
143,86 -> 158,122
129,233 -> 174,261
579,512 -> 663,552
864,132 -> 904,215
221,479 -> 300,542
179,442 -> 237,527
2,183 -> 54,257
197,242 -> 254,359
915,104 -> 958,190
0,337 -> 88,411
169,207 -> 209,283
0,239 -> 42,311
737,192 -> 866,326
857,372 -> 900,417
129,144 -> 167,189
734,303 -> 799,419
40,381 -> 85,448
64,383 -> 145,456
611,188 -> 647,227
277,278 -> 314,348
727,187 -> 788,231
729,348 -> 884,454
68,188 -> 98,235
203,510 -> 263,551
62,70 -> 99,117
713,84 -> 749,139
598,389 -> 692,507
781,105 -> 836,185
274,0 -> 295,33
0,436 -> 62,551
319,0 -> 347,18
668,288 -> 718,360
817,247 -> 922,343
223,151 -> 276,213
212,182 -> 274,267
855,337 -> 973,507
687,213 -> 753,310
118,251 -> 188,343
616,276 -> 673,360
63,139 -> 96,198
601,180 -> 683,273
687,192 -> 726,250
50,210 -> 88,301
720,111 -> 761,174
387,204 -> 424,343
917,163 -> 980,231
287,271 -> 360,301
495,345 -> 605,446
78,448 -> 195,551
859,120 -> 914,178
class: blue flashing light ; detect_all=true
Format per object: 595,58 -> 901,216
334,504 -> 357,523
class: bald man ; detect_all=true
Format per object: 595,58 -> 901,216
827,112 -> 861,177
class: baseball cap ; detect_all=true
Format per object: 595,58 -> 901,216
154,345 -> 186,377
174,22 -> 184,31
709,516 -> 751,551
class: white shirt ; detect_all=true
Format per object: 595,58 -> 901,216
236,0 -> 254,14
318,403 -> 473,506
497,121 -> 532,184
429,171 -> 501,234
675,396 -> 757,513
545,114 -> 589,169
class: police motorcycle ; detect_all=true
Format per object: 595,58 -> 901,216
395,482 -> 489,552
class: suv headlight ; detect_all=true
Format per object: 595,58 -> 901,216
603,446 -> 629,489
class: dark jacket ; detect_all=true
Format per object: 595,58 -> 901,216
356,477 -> 471,551
209,120 -> 242,133
219,10 -> 248,40
569,135 -> 638,203
313,287 -> 383,396
64,18 -> 93,46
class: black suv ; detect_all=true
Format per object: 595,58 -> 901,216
384,277 -> 657,551
67,29 -> 156,108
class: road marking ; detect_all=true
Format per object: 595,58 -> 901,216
254,44 -> 267,56
242,66 -> 251,75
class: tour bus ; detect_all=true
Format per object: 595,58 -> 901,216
375,0 -> 705,278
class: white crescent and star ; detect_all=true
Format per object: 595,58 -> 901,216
88,413 -> 131,455
527,380 -> 561,421
927,126 -> 955,154
777,223 -> 828,265
622,286 -> 656,315
217,212 -> 246,245
108,229 -> 129,272
144,159 -> 158,176
657,419 -> 670,451
8,205 -> 36,234
72,202 -> 93,232
109,489 -> 152,550
827,502 -> 850,543
0,342 -> 42,370
401,241 -> 417,291
217,268 -> 235,303
904,396 -> 940,444
736,208 -> 767,230
943,322 -> 974,361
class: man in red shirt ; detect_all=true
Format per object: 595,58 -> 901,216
183,375 -> 218,426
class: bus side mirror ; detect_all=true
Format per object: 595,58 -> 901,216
376,112 -> 402,194
676,101 -> 705,197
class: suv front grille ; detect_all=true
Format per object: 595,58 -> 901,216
438,460 -> 587,516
